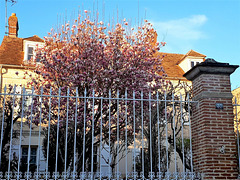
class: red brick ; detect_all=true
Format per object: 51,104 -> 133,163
190,72 -> 238,179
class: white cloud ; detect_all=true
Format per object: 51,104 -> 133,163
151,15 -> 208,53
152,15 -> 207,40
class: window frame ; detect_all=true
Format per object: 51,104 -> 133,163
27,46 -> 34,60
23,40 -> 44,63
190,60 -> 201,68
21,146 -> 38,165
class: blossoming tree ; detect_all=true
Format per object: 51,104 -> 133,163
25,11 -> 170,175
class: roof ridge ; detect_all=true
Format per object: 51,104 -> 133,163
23,35 -> 39,39
175,49 -> 206,65
23,35 -> 44,42
158,52 -> 185,55
186,49 -> 206,57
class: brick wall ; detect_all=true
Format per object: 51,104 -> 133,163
184,60 -> 239,179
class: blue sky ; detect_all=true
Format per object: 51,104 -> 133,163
0,0 -> 240,89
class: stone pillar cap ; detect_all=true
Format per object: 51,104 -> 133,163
184,58 -> 239,81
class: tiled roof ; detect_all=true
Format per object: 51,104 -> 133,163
156,50 -> 206,80
187,49 -> 206,57
177,50 -> 206,64
156,52 -> 187,79
0,36 -> 24,65
0,35 -> 44,66
23,35 -> 44,42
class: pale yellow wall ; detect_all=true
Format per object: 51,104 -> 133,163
232,87 -> 240,133
179,56 -> 204,73
232,87 -> 240,104
1,67 -> 35,91
168,79 -> 192,97
179,58 -> 190,73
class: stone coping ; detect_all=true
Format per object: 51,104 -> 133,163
184,58 -> 239,81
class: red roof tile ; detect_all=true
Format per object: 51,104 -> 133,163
23,35 -> 44,42
186,49 -> 206,57
177,50 -> 206,64
0,36 -> 24,65
156,50 -> 206,80
156,52 -> 187,79
0,35 -> 44,66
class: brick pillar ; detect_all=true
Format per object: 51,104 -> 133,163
184,59 -> 239,179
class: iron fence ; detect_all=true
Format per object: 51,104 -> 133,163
233,97 -> 240,178
0,85 -> 201,179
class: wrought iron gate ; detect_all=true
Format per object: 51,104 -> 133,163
0,85 -> 201,179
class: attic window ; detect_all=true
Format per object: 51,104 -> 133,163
24,40 -> 44,62
191,61 -> 195,68
191,61 -> 200,68
27,46 -> 34,60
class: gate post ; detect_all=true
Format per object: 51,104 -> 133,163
184,59 -> 239,179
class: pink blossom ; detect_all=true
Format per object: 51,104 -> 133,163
26,11 -> 167,132
161,42 -> 166,46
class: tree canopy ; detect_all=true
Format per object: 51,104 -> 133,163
24,12 -> 171,174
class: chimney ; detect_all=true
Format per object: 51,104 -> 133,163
8,13 -> 19,37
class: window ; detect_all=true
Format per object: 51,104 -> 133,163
36,54 -> 41,62
23,40 -> 44,63
27,46 -> 41,62
27,47 -> 34,60
132,148 -> 141,165
21,146 -> 37,165
191,61 -> 201,68
191,61 -> 195,68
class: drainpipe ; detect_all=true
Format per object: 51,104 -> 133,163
0,65 -> 2,93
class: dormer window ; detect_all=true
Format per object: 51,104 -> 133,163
23,40 -> 44,63
191,61 -> 194,68
191,61 -> 200,68
27,46 -> 34,60
178,50 -> 206,73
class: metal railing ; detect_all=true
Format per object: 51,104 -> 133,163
0,85 -> 201,179
233,97 -> 240,178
